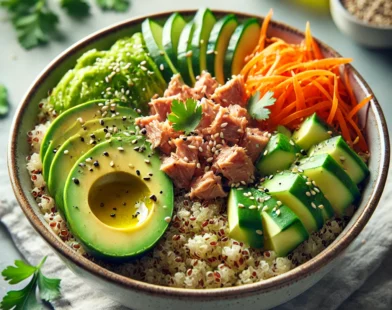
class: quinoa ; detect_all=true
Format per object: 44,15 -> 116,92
26,102 -> 347,289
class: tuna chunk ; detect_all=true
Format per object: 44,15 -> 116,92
173,136 -> 203,162
145,120 -> 178,155
228,104 -> 250,120
205,106 -> 248,145
211,75 -> 248,107
149,97 -> 175,121
213,146 -> 255,185
193,71 -> 219,98
190,171 -> 227,200
240,128 -> 270,162
164,74 -> 194,100
161,153 -> 196,189
135,114 -> 160,128
197,98 -> 220,129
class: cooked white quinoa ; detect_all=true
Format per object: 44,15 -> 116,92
26,102 -> 347,289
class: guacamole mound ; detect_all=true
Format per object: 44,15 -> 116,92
50,33 -> 167,114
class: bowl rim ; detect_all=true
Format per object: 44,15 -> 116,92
330,0 -> 392,30
8,8 -> 390,299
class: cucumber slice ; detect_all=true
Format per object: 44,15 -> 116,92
190,8 -> 216,77
228,188 -> 264,248
292,113 -> 333,151
261,198 -> 309,257
309,135 -> 369,184
177,22 -> 196,85
297,154 -> 360,216
206,14 -> 238,84
256,133 -> 300,176
224,18 -> 260,80
142,18 -> 178,82
162,13 -> 186,67
277,125 -> 292,138
262,171 -> 326,233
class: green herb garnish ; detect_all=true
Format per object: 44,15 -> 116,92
96,0 -> 130,12
0,256 -> 61,310
0,84 -> 9,117
60,0 -> 90,17
247,91 -> 276,121
168,99 -> 202,134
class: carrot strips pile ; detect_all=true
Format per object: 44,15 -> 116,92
241,9 -> 371,152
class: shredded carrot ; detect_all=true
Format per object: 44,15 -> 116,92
242,10 -> 370,152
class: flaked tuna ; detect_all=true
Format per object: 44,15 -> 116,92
190,171 -> 227,200
197,98 -> 220,129
211,75 -> 248,107
164,74 -> 194,99
213,145 -> 255,185
173,136 -> 203,163
193,71 -> 219,98
161,153 -> 196,189
240,128 -> 269,162
149,97 -> 175,122
144,120 -> 178,155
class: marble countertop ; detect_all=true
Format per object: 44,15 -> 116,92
1,0 -> 391,305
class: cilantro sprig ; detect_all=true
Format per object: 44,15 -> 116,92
0,84 -> 9,117
0,0 -> 130,50
1,256 -> 61,310
168,99 -> 202,134
247,91 -> 276,121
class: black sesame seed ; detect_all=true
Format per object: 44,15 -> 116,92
100,119 -> 104,126
122,202 -> 126,206
110,213 -> 116,218
160,191 -> 163,194
148,173 -> 153,176
53,149 -> 57,154
93,161 -> 99,167
140,128 -> 147,135
300,149 -> 307,156
90,134 -> 96,139
103,151 -> 109,156
91,141 -> 97,145
264,188 -> 269,193
113,208 -> 117,211
89,168 -> 93,172
100,202 -> 104,207
149,194 -> 157,202
73,178 -> 80,185
80,137 -> 85,142
122,116 -> 127,121
136,170 -> 140,176
143,177 -> 151,181
104,128 -> 108,133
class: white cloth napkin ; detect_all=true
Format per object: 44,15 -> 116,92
1,166 -> 392,310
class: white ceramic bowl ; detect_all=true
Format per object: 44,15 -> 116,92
330,0 -> 392,48
8,9 -> 390,310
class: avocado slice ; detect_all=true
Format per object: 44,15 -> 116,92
228,188 -> 264,248
42,104 -> 138,178
256,133 -> 300,176
292,113 -> 333,151
262,171 -> 332,233
64,137 -> 174,259
296,154 -> 360,216
47,122 -> 133,214
309,135 -> 369,184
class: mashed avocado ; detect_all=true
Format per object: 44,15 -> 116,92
50,33 -> 167,114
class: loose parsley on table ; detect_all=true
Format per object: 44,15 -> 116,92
96,0 -> 130,12
168,99 -> 202,135
0,84 -> 9,117
0,256 -> 61,310
60,0 -> 90,17
247,90 -> 276,121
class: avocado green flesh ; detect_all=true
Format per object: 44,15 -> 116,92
190,8 -> 216,76
64,138 -> 174,259
163,13 -> 187,67
228,188 -> 263,248
262,172 -> 324,233
42,109 -> 137,179
224,19 -> 260,79
297,154 -> 360,216
206,14 -> 238,84
292,113 -> 332,151
309,136 -> 369,184
262,204 -> 308,257
142,18 -> 178,82
48,127 -> 118,214
256,133 -> 299,176
177,22 -> 196,85
40,99 -> 134,164
49,33 -> 166,114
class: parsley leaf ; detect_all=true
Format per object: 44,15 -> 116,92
0,256 -> 62,310
60,0 -> 90,17
96,0 -> 130,12
0,84 -> 9,117
168,99 -> 202,134
247,91 -> 276,121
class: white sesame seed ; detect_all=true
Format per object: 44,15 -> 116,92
144,159 -> 150,164
140,66 -> 148,71
311,190 -> 316,195
163,205 -> 167,209
199,147 -> 203,152
64,150 -> 69,154
207,157 -> 214,162
188,145 -> 197,149
256,229 -> 263,235
318,204 -> 324,209
77,117 -> 84,124
110,161 -> 114,167
238,203 -> 244,208
204,166 -> 210,172
276,209 -> 281,216
85,158 -> 92,163
186,50 -> 193,57
264,150 -> 269,156
306,181 -> 312,186
340,156 -> 346,161
164,216 -> 171,223
312,180 -> 317,186
306,191 -> 311,197
159,64 -> 164,71
290,140 -> 295,146
327,130 -> 333,135
196,163 -> 201,169
220,122 -> 228,128
311,202 -> 317,209
183,156 -> 189,162
249,205 -> 256,209
220,132 -> 224,138
128,164 -> 134,168
262,206 -> 268,212
314,187 -> 320,193
277,201 -> 282,206
118,147 -> 124,151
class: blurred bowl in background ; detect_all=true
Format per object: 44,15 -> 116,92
330,0 -> 392,48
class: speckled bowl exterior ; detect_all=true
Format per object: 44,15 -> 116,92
8,10 -> 390,310
330,0 -> 392,48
